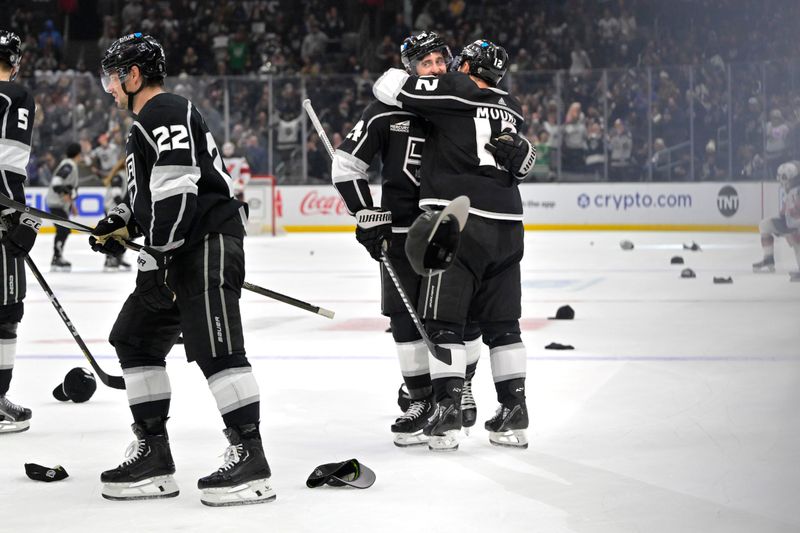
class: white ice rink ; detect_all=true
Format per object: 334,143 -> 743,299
1,230 -> 798,533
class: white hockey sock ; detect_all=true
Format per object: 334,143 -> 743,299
207,367 -> 260,416
396,340 -> 429,379
0,338 -> 15,372
489,343 -> 527,383
465,337 -> 482,368
123,366 -> 172,407
428,343 -> 466,381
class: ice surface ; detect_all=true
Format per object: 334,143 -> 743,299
1,231 -> 798,533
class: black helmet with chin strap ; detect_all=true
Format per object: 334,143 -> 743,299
400,31 -> 452,73
0,30 -> 22,78
101,33 -> 166,110
452,39 -> 509,86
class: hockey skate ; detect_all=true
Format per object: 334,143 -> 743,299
423,398 -> 461,451
103,255 -> 120,272
0,395 -> 32,434
118,257 -> 132,270
752,256 -> 775,273
485,401 -> 529,449
461,378 -> 477,434
101,421 -> 179,500
198,424 -> 275,507
391,398 -> 433,447
51,256 -> 72,272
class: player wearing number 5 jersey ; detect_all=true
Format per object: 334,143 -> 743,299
0,30 -> 40,434
91,33 -> 274,506
373,39 -> 535,450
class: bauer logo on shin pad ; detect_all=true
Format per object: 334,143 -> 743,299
405,196 -> 470,277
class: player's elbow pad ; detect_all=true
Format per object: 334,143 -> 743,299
373,68 -> 408,108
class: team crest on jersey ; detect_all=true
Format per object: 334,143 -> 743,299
390,120 -> 410,133
403,136 -> 424,185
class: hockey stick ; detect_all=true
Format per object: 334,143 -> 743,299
0,195 -> 335,319
302,98 -> 451,364
23,255 -> 126,389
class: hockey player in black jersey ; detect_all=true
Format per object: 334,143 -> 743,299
91,33 -> 273,505
373,39 -> 535,450
332,32 -> 486,446
0,30 -> 40,434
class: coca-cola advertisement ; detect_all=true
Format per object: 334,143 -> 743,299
278,186 -> 381,229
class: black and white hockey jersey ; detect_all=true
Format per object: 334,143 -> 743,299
124,92 -> 247,252
0,81 -> 34,208
332,100 -> 426,230
373,69 -> 526,220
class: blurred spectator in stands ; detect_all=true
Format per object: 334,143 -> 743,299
181,47 -> 201,75
563,102 -> 588,172
374,35 -> 395,71
609,119 -> 634,181
543,101 -> 562,164
121,0 -> 143,32
531,131 -> 553,181
738,143 -> 766,180
585,121 -> 605,179
765,108 -> 791,176
306,132 -> 330,183
323,6 -> 345,52
228,28 -> 250,75
699,140 -> 725,180
388,13 -> 410,47
569,44 -> 592,78
301,21 -> 328,66
38,20 -> 63,53
244,134 -> 269,175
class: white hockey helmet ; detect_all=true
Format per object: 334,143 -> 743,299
777,161 -> 798,187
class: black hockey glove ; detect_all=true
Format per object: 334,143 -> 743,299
1,212 -> 41,257
485,129 -> 536,180
134,247 -> 175,312
355,208 -> 392,261
90,204 -> 131,256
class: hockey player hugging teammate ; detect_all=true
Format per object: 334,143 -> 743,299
372,39 -> 535,450
91,33 -> 273,506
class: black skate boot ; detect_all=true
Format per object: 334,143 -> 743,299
461,378 -> 477,433
118,256 -> 132,270
51,255 -> 72,272
485,402 -> 529,449
101,419 -> 179,500
423,383 -> 462,452
198,423 -> 276,507
103,255 -> 120,272
0,395 -> 32,434
391,397 -> 434,447
397,383 -> 412,412
753,256 -> 775,273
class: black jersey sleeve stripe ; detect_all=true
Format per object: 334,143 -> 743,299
132,121 -> 159,154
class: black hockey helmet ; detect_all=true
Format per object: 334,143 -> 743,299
405,196 -> 470,277
100,32 -> 166,93
400,31 -> 452,73
452,39 -> 509,85
0,30 -> 22,72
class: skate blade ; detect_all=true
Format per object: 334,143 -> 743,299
393,430 -> 429,447
0,420 -> 30,434
200,478 -> 276,507
427,430 -> 460,451
489,430 -> 529,449
102,475 -> 180,500
753,267 -> 775,273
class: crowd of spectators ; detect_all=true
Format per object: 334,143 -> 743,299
6,0 -> 800,185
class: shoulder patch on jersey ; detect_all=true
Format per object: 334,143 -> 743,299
390,120 -> 410,133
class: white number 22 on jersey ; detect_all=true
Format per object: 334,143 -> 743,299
153,125 -> 190,154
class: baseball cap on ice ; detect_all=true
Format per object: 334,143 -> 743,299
405,196 -> 470,277
306,459 -> 376,489
53,367 -> 97,403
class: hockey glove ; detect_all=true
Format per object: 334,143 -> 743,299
0,213 -> 42,257
134,247 -> 175,312
356,208 -> 392,261
90,204 -> 132,256
485,129 -> 536,179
